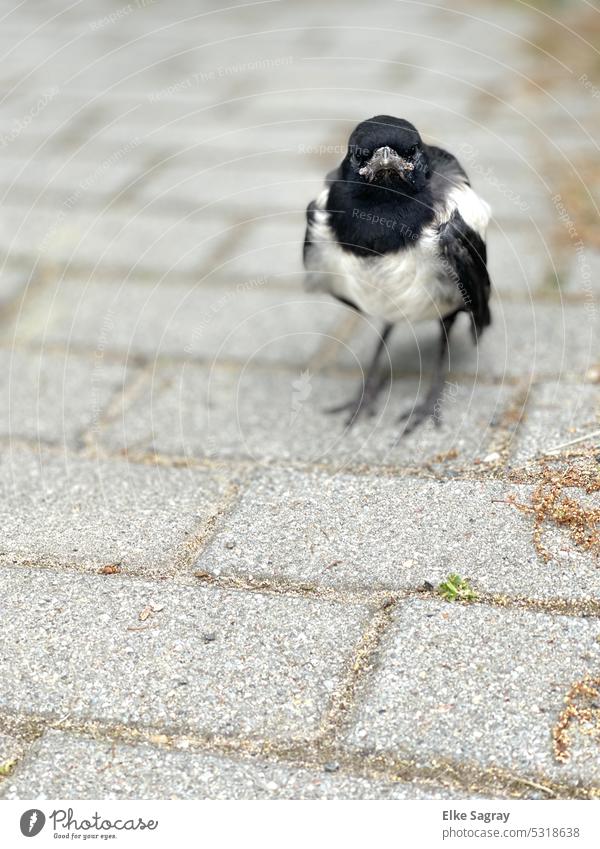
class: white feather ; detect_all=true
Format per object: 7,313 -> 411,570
442,184 -> 491,237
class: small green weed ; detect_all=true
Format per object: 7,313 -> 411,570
437,574 -> 477,603
0,758 -> 17,777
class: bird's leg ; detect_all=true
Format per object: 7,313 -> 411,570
326,322 -> 394,426
396,312 -> 458,435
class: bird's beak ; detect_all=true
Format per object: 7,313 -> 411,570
359,146 -> 414,182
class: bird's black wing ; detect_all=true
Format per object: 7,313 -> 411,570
426,144 -> 470,193
438,208 -> 491,339
427,144 -> 491,338
303,199 -> 318,265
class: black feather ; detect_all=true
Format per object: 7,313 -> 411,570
438,208 -> 491,339
326,177 -> 435,256
303,199 -> 317,264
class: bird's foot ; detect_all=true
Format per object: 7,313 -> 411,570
324,379 -> 384,428
395,395 -> 443,437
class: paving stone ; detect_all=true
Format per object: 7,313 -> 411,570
197,469 -> 600,600
0,129 -> 57,159
137,158 -> 322,217
0,566 -> 370,739
0,734 -> 23,771
346,598 -> 600,785
84,208 -> 232,275
0,269 -> 30,311
219,215 -> 306,284
487,223 -> 555,297
0,151 -> 140,204
511,382 -> 599,465
15,278 -> 343,366
0,349 -> 129,445
0,449 -> 232,575
246,89 -> 476,151
518,86 -> 600,131
564,248 -> 600,299
442,129 -> 539,187
17,44 -> 184,100
0,204 -> 231,274
0,731 -> 465,800
327,303 -> 598,380
90,92 -> 303,151
479,174 -> 552,226
171,213 -> 306,288
0,206 -> 65,262
97,362 -> 510,468
0,92 -> 99,151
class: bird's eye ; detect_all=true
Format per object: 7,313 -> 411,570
408,145 -> 417,156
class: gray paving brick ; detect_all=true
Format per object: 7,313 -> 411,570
165,213 -> 306,288
246,89 -> 468,153
137,158 -> 322,216
0,449 -> 232,575
346,598 -> 600,785
0,206 -> 59,261
197,469 -> 599,600
328,303 -> 598,380
15,278 -> 343,366
90,99 -> 303,152
0,130 -> 55,159
441,130 -> 539,191
516,86 -> 600,129
0,204 -> 230,274
0,93 -> 98,150
0,566 -> 369,739
218,215 -> 306,283
0,269 -> 29,311
0,152 -> 139,204
565,248 -> 600,298
466,161 -> 553,228
511,383 -> 599,465
97,362 -> 510,468
84,208 -> 232,276
487,223 -> 555,297
0,349 -> 129,445
1,731 -> 464,800
0,734 -> 22,771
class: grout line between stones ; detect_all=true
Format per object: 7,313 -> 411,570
2,558 -> 600,621
0,710 -> 596,801
0,429 -> 590,486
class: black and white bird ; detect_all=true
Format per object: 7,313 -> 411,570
303,115 -> 492,432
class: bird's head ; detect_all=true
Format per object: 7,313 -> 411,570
344,115 -> 430,194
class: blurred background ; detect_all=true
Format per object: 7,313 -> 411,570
1,0 -> 599,805
0,0 -> 597,463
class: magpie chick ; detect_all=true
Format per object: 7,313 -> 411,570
303,115 -> 492,433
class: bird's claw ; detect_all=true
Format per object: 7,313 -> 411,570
324,377 -> 385,427
395,399 -> 443,437
324,394 -> 379,428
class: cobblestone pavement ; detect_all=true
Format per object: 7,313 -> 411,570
0,0 -> 599,800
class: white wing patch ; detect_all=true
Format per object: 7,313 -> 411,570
443,184 -> 491,238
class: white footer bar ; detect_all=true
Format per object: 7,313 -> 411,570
0,799 -> 598,848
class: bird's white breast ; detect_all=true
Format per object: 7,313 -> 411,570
304,185 -> 490,324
